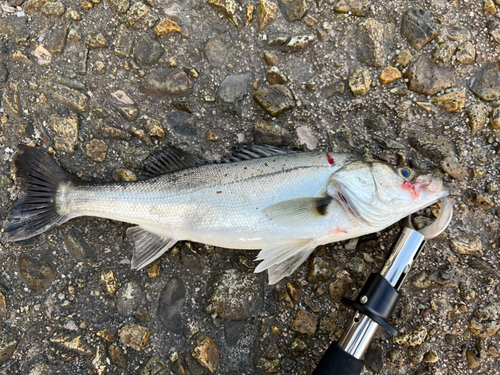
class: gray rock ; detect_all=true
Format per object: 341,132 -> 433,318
328,270 -> 353,300
115,25 -> 135,57
224,321 -> 245,346
266,67 -> 287,84
470,302 -> 500,338
0,334 -> 17,362
307,257 -> 333,282
345,256 -> 365,277
268,35 -> 316,52
205,38 -> 230,68
357,18 -> 393,67
408,130 -> 455,159
158,278 -> 186,334
18,252 -> 57,295
115,280 -> 143,317
143,69 -> 193,97
205,269 -> 264,320
277,0 -> 313,22
450,235 -> 483,257
405,55 -> 455,96
217,73 -> 251,113
401,8 -> 437,50
134,35 -> 164,65
64,229 -> 98,264
365,343 -> 384,373
290,310 -> 317,335
166,112 -> 197,136
127,2 -> 158,30
254,85 -> 295,117
139,356 -> 169,375
469,63 -> 500,101
289,337 -> 307,356
253,119 -> 292,146
387,348 -> 403,366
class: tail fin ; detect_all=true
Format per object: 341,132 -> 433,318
4,145 -> 71,241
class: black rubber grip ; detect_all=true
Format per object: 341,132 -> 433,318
312,341 -> 364,375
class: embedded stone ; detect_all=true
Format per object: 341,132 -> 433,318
408,342 -> 431,364
401,8 -> 437,50
307,257 -> 333,282
268,34 -> 315,52
50,333 -> 94,356
405,55 -> 455,96
139,357 -> 169,375
115,25 -> 135,57
379,66 -> 402,84
328,270 -> 352,300
143,69 -> 193,97
264,50 -> 279,66
431,90 -> 465,112
108,345 -> 127,368
394,325 -> 427,346
86,33 -> 109,49
116,280 -> 143,317
41,1 -> 65,16
257,0 -> 278,32
334,0 -> 371,16
217,73 -> 251,114
466,103 -> 489,134
357,18 -> 392,67
85,140 -> 108,163
191,337 -> 219,374
470,302 -> 500,338
205,38 -> 230,67
52,88 -> 89,113
155,18 -> 181,36
456,42 -> 475,64
207,0 -> 241,27
64,229 -> 98,264
133,35 -> 164,65
0,335 -> 17,362
408,130 -> 455,159
278,0 -> 313,22
290,310 -> 317,335
432,42 -> 457,63
253,118 -> 292,146
46,25 -> 68,54
49,115 -> 79,153
448,25 -> 471,43
484,0 -> 497,15
127,2 -> 158,30
158,278 -> 186,334
469,64 -> 500,101
107,0 -> 130,13
101,269 -> 119,297
254,85 -> 295,117
491,107 -> 500,129
349,66 -> 371,95
440,157 -> 467,181
267,67 -> 287,84
92,344 -> 107,375
120,324 -> 150,351
450,235 -> 483,257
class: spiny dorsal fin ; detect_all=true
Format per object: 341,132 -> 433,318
140,146 -> 205,179
220,144 -> 296,163
127,226 -> 177,269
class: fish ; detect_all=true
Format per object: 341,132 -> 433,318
4,144 -> 451,284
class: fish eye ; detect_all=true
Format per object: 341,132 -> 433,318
398,167 -> 415,180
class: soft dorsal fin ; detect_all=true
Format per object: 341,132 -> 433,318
140,146 -> 205,179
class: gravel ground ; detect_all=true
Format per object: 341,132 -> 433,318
1,0 -> 500,374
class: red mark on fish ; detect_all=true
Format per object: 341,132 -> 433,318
326,153 -> 335,165
402,181 -> 419,198
328,226 -> 347,237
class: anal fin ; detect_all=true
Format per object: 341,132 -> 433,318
126,226 -> 177,269
254,239 -> 317,284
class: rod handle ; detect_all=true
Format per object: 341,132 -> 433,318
312,341 -> 364,375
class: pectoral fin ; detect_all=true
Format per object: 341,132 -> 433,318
127,226 -> 177,269
262,197 -> 333,226
254,239 -> 317,284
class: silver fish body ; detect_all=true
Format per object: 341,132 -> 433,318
5,145 -> 450,284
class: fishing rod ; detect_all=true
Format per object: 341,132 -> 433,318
313,198 -> 453,375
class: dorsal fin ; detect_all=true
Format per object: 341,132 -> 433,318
220,144 -> 297,163
140,146 -> 205,179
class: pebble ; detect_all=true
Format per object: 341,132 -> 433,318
484,0 -> 497,15
139,357 -> 169,375
155,18 -> 181,36
108,0 -> 130,13
255,358 -> 280,372
254,84 -> 295,116
318,316 -> 336,335
258,0 -> 278,32
278,0 -> 312,22
134,35 -> 164,65
456,42 -> 475,64
408,130 -> 455,159
64,229 -> 98,264
41,1 -> 65,16
50,333 -> 94,356
328,270 -> 353,300
405,55 -> 455,96
450,235 -> 483,257
466,349 -> 480,369
108,344 -> 127,368
394,48 -> 412,67
158,277 -> 185,333
379,66 -> 402,84
348,66 -> 371,95
18,252 -> 57,295
307,256 -> 333,282
357,18 -> 391,68
334,0 -> 371,16
408,342 -> 431,364
466,103 -> 489,134
120,324 -> 150,351
116,279 -> 143,317
364,343 -> 384,373
490,107 -> 500,129
433,42 -> 457,64
469,64 -> 500,101
143,69 -> 193,97
264,50 -> 279,66
0,334 -> 17,362
401,8 -> 437,50
0,291 -> 6,316
0,62 -> 8,83
65,7 -> 81,21
289,337 -> 307,356
52,87 -> 89,113
394,100 -> 412,118
205,38 -> 230,67
191,337 -> 219,373
469,302 -> 500,338
432,90 -> 466,112
217,73 -> 251,113
86,33 -> 108,49
387,348 -> 404,366
49,115 -> 79,153
206,269 -> 263,320
423,350 -> 439,363
268,34 -> 315,52
286,282 -> 301,301
253,118 -> 292,146
486,181 -> 499,193
266,67 -> 287,84
395,325 -> 428,346
115,25 -> 135,57
96,328 -> 117,343
85,140 -> 108,163
92,344 -> 106,375
207,0 -> 241,27
440,156 -> 467,181
115,105 -> 139,121
448,25 -> 471,43
290,310 -> 317,335
459,279 -> 476,302
126,2 -> 158,30
345,256 -> 365,277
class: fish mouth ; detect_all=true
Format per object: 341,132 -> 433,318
415,174 -> 448,198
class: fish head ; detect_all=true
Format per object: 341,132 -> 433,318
327,159 -> 449,228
